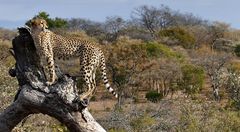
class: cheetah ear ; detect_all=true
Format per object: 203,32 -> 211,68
30,20 -> 34,26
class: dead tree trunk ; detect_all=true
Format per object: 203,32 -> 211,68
0,27 -> 106,132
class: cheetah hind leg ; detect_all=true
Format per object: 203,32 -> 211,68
78,75 -> 95,107
80,76 -> 97,107
78,85 -> 96,108
79,81 -> 94,104
88,69 -> 97,99
81,83 -> 97,107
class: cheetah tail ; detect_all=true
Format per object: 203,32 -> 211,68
100,56 -> 118,98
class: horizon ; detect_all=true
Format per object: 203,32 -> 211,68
0,0 -> 240,30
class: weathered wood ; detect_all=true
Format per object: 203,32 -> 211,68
0,27 -> 106,132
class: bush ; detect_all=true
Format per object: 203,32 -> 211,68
109,128 -> 126,132
229,61 -> 240,71
139,42 -> 184,60
159,27 -> 195,49
145,91 -> 163,103
179,64 -> 204,97
234,44 -> 240,57
226,64 -> 240,110
130,114 -> 156,131
90,96 -> 96,101
214,111 -> 240,131
51,124 -> 68,132
0,41 -> 15,67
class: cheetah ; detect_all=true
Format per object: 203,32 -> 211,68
29,18 -> 118,101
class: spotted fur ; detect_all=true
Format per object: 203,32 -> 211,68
30,18 -> 117,100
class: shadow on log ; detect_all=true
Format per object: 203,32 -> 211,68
0,27 -> 106,132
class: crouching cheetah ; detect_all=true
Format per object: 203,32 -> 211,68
30,18 -> 118,101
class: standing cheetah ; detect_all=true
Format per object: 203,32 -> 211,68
30,18 -> 117,101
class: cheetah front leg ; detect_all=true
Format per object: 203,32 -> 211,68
45,53 -> 57,86
40,42 -> 57,86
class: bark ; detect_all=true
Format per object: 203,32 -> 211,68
0,27 -> 106,132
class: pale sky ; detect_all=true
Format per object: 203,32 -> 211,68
0,0 -> 239,29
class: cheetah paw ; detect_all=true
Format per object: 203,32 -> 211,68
80,98 -> 89,107
46,81 -> 55,86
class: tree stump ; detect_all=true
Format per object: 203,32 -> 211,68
0,27 -> 106,132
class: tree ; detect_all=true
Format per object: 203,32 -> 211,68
118,19 -> 154,41
106,37 -> 149,108
26,12 -> 68,29
173,12 -> 207,26
208,21 -> 230,49
226,66 -> 240,109
136,42 -> 184,98
132,5 -> 174,37
186,25 -> 210,49
104,16 -> 126,42
193,50 -> 231,101
0,27 -> 106,131
68,18 -> 105,39
143,59 -> 182,97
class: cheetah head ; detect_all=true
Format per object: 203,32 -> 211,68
30,18 -> 48,32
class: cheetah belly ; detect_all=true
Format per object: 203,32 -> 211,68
53,46 -> 80,60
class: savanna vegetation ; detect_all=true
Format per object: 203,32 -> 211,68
1,4 -> 240,131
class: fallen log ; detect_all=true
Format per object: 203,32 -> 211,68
0,27 -> 106,132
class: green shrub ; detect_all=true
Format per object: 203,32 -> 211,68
109,128 -> 126,132
130,114 -> 156,131
145,91 -> 163,103
179,64 -> 204,97
0,41 -> 15,67
159,27 -> 195,49
139,42 -> 184,61
234,44 -> 240,57
51,124 -> 68,132
90,96 -> 96,101
213,111 -> 240,131
105,107 -> 111,112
